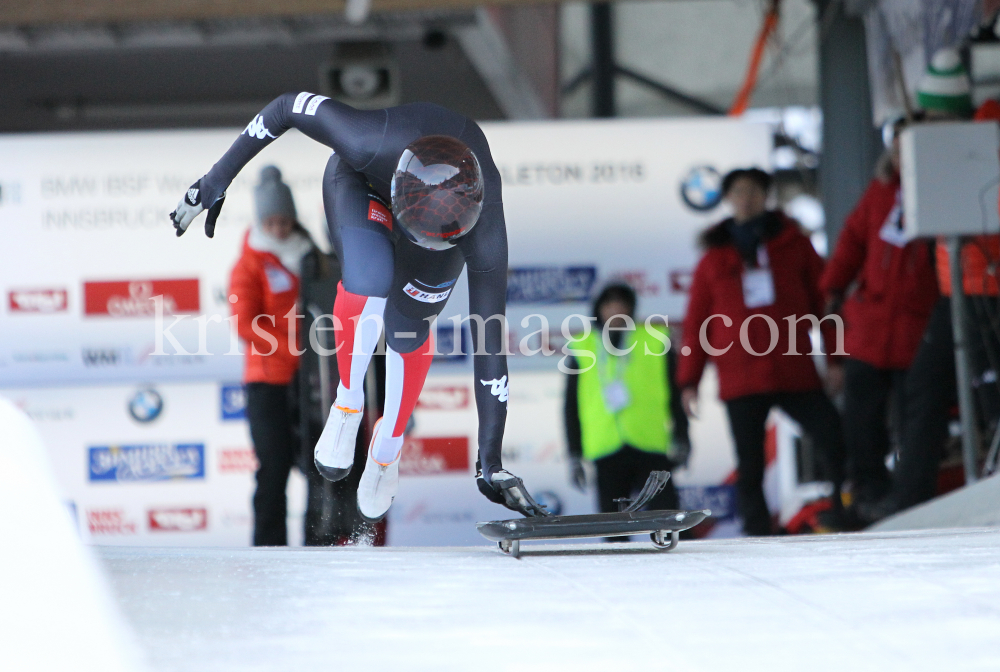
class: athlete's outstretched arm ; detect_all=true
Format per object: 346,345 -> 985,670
463,202 -> 510,483
171,93 -> 386,235
198,92 -> 386,208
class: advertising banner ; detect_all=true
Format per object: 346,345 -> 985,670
1,116 -> 786,544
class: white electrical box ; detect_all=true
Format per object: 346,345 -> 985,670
900,121 -> 1000,238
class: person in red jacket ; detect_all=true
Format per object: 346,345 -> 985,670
820,120 -> 939,511
678,168 -> 846,535
229,165 -> 318,546
857,95 -> 1000,523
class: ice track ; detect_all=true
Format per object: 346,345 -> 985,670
99,528 -> 1000,672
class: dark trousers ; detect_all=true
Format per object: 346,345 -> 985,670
246,382 -> 328,547
894,299 -> 956,508
725,390 -> 845,536
842,358 -> 907,505
893,297 -> 1000,509
594,446 -> 679,539
246,383 -> 296,546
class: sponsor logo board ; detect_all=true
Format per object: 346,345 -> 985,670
8,288 -> 68,313
669,270 -> 693,293
678,485 -> 736,520
87,508 -> 138,535
607,270 -> 661,297
128,388 -> 163,423
0,181 -> 23,205
11,351 -> 70,364
82,347 -> 132,367
220,384 -> 247,421
217,448 -> 258,474
399,436 -> 469,475
84,279 -> 199,317
148,507 -> 208,532
15,400 -> 74,422
416,386 -> 470,411
506,266 -> 597,303
88,443 -> 206,483
679,165 -> 723,212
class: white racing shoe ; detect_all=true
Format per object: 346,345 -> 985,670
313,404 -> 364,482
356,419 -> 399,522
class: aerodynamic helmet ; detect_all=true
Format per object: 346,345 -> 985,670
391,135 -> 484,251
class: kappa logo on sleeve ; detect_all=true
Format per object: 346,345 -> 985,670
242,114 -> 277,140
480,375 -> 509,403
368,200 -> 392,229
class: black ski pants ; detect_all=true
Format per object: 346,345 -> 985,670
893,298 -> 956,508
892,296 -> 1000,509
842,358 -> 907,505
725,390 -> 844,536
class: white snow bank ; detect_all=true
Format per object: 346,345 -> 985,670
0,397 -> 146,672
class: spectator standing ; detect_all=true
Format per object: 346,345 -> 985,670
564,283 -> 688,528
229,165 -> 324,546
677,168 -> 846,535
859,52 -> 1000,522
820,118 -> 939,512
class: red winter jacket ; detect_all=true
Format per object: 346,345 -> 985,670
678,213 -> 835,401
820,175 -> 939,370
229,231 -> 305,385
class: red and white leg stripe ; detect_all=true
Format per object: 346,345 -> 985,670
371,335 -> 434,465
333,281 -> 385,412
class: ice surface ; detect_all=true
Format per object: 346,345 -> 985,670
97,527 -> 1000,672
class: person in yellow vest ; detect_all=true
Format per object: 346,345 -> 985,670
564,283 -> 689,521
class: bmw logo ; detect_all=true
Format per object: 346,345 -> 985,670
128,388 -> 163,423
680,165 -> 723,212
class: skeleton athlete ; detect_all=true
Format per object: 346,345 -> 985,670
170,92 -> 546,521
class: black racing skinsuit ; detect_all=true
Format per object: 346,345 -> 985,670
199,92 -> 509,481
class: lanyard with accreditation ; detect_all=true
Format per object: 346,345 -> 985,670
741,245 -> 776,308
596,334 -> 632,414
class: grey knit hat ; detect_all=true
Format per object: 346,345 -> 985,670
254,165 -> 297,222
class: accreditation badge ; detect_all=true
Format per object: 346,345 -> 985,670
602,381 -> 631,413
741,267 -> 775,308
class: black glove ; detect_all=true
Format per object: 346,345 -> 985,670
476,458 -> 506,505
476,459 -> 549,517
169,179 -> 226,238
568,457 -> 587,492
